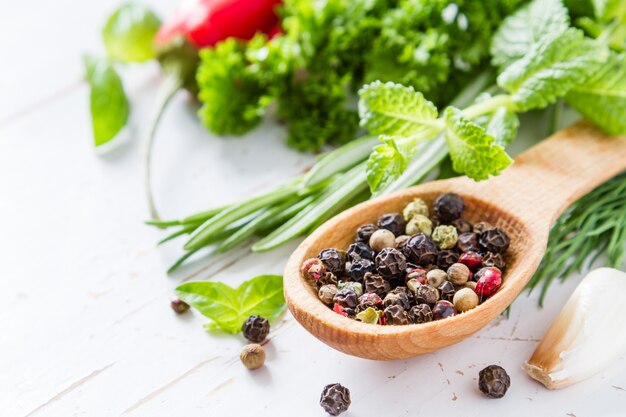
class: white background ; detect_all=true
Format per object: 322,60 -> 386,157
1,1 -> 625,416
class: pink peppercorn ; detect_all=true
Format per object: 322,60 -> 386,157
475,267 -> 503,297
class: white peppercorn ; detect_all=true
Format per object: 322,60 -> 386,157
369,229 -> 396,252
447,263 -> 470,285
426,268 -> 447,287
453,288 -> 479,312
240,344 -> 265,370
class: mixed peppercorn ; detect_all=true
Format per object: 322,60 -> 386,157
301,193 -> 510,325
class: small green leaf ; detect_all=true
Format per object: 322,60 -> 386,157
358,81 -> 439,136
444,107 -> 512,181
498,28 -> 609,111
491,0 -> 569,69
592,0 -> 626,22
83,55 -> 129,147
366,135 -> 421,193
566,52 -> 626,135
356,307 -> 382,325
475,106 -> 520,147
176,275 -> 285,334
103,3 -> 161,63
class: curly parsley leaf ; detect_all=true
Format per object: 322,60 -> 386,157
176,275 -> 285,334
491,0 -> 570,70
83,55 -> 129,147
566,52 -> 626,135
102,3 -> 161,63
498,28 -> 609,111
444,107 -> 512,181
358,81 -> 439,136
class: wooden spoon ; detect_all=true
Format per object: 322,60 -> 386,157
284,121 -> 626,360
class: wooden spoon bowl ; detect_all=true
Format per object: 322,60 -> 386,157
284,122 -> 626,360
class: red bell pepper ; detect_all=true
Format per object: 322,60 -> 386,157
144,0 -> 283,220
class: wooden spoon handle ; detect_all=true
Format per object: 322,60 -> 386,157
457,121 -> 626,235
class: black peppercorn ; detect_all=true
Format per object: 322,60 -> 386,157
242,315 -> 270,343
437,250 -> 459,269
478,365 -> 511,399
320,383 -> 351,416
407,304 -> 433,323
403,233 -> 438,266
318,248 -> 346,276
395,235 -> 411,251
347,242 -> 375,261
383,304 -> 409,325
383,290 -> 410,310
483,252 -> 506,269
457,232 -> 480,253
375,248 -> 407,280
377,213 -> 406,237
473,221 -> 494,234
318,272 -> 339,287
170,296 -> 190,314
348,258 -> 375,282
364,272 -> 391,297
333,289 -> 358,309
414,284 -> 439,305
451,218 -> 473,234
479,228 -> 510,254
356,223 -> 377,243
355,292 -> 383,313
438,280 -> 456,302
434,193 -> 465,223
432,300 -> 456,320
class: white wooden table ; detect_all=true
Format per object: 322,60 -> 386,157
2,1 -> 625,416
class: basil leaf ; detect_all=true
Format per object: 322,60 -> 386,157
444,107 -> 512,181
83,55 -> 130,147
176,275 -> 286,334
103,3 -> 161,63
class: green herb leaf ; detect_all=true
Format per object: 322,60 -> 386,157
592,0 -> 626,22
358,81 -> 439,136
566,52 -> 626,135
490,0 -> 569,69
356,307 -> 382,324
366,135 -> 423,193
83,55 -> 130,147
444,107 -> 512,181
176,275 -> 285,334
103,3 -> 161,63
475,106 -> 520,147
497,28 -> 609,111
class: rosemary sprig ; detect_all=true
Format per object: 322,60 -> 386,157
527,172 -> 626,305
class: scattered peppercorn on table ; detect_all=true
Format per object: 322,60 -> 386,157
1,1 -> 626,416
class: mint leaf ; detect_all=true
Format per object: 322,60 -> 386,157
444,107 -> 512,181
366,135 -> 422,193
477,106 -> 520,147
103,3 -> 161,63
491,0 -> 569,70
358,81 -> 439,136
498,28 -> 609,111
176,275 -> 285,334
84,55 -> 129,147
566,53 -> 626,135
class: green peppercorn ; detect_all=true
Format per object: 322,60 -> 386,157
406,214 -> 433,236
338,281 -> 363,297
403,197 -> 429,221
432,225 -> 458,249
318,284 -> 339,305
356,307 -> 382,324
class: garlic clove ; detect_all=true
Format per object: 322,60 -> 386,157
525,268 -> 626,389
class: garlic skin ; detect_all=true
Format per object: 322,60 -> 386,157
525,268 -> 626,389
